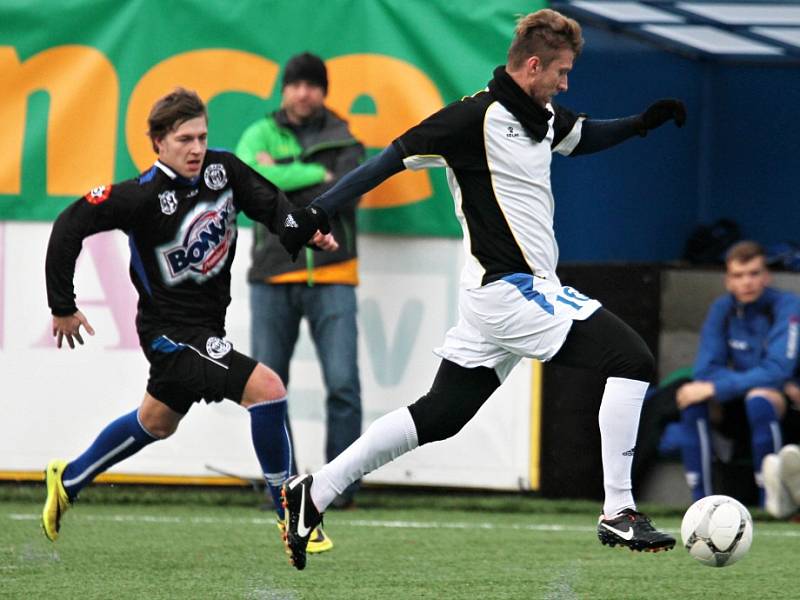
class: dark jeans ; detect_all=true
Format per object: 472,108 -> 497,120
250,282 -> 362,502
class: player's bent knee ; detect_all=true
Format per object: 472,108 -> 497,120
625,346 -> 656,382
606,343 -> 655,382
745,388 -> 786,417
408,360 -> 500,445
138,411 -> 180,439
240,363 -> 287,407
143,421 -> 178,439
680,401 -> 708,419
745,387 -> 782,402
408,392 -> 471,445
139,394 -> 183,439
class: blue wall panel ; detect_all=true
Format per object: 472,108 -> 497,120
550,25 -> 797,261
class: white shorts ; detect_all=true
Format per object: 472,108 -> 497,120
434,274 -> 602,381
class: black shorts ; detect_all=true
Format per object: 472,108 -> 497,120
142,328 -> 258,415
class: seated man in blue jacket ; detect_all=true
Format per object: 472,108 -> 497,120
677,241 -> 800,505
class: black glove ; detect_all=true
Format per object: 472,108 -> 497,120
637,99 -> 686,136
279,205 -> 331,260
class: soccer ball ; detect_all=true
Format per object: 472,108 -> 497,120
680,495 -> 753,567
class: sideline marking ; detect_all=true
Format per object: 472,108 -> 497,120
6,513 -> 800,537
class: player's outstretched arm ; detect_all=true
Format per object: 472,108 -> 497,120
279,205 -> 333,261
279,145 -> 405,259
636,99 -> 686,136
571,99 -> 686,156
52,310 -> 95,350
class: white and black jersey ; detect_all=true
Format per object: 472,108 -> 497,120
393,89 -> 583,289
46,150 -> 292,338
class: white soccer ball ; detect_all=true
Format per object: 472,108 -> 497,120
680,495 -> 753,567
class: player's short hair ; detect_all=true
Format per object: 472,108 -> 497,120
147,88 -> 207,152
507,9 -> 584,69
725,240 -> 766,266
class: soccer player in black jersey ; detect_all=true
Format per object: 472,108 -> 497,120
41,88 -> 337,544
278,9 -> 686,569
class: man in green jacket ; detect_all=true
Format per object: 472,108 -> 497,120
236,52 -> 364,553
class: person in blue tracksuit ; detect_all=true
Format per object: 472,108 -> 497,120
677,240 -> 800,505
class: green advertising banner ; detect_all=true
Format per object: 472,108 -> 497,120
0,0 -> 544,236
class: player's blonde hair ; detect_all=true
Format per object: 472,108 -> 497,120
147,88 -> 207,153
507,9 -> 584,69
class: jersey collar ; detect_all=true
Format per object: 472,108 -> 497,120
155,160 -> 201,187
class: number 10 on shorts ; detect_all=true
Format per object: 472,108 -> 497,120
556,286 -> 591,310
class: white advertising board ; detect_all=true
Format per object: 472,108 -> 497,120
0,223 -> 534,490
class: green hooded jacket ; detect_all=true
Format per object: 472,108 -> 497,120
236,107 -> 364,285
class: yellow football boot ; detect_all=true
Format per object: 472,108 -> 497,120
306,524 -> 334,554
42,459 -> 71,542
276,518 -> 333,554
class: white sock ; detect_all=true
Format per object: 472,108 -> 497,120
311,407 -> 419,512
599,377 -> 649,517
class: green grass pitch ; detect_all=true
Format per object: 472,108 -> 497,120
1,485 -> 798,599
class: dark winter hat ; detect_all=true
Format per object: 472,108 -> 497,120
282,52 -> 328,93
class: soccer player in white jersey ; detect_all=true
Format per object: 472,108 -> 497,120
277,8 -> 686,570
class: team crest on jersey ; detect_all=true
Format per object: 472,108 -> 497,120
204,163 -> 228,190
157,190 -> 237,285
159,190 -> 178,215
85,185 -> 112,204
206,336 -> 232,359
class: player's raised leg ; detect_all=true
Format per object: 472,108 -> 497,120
281,406 -> 419,570
282,360 -> 500,570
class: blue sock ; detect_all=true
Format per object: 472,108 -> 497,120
248,399 -> 292,519
746,395 -> 782,506
680,403 -> 713,501
62,409 -> 157,501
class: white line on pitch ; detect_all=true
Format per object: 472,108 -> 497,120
6,513 -> 800,537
